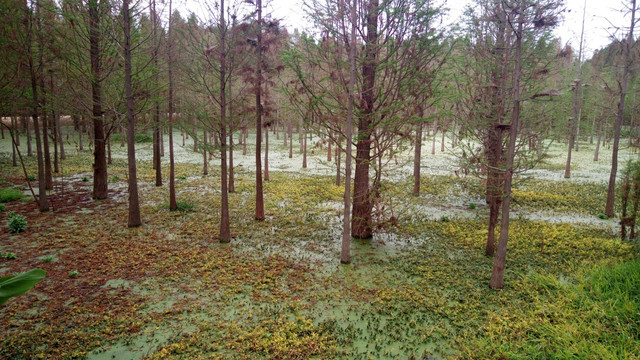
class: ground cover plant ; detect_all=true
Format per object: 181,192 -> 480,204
0,131 -> 638,359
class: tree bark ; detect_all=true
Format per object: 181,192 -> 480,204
413,120 -> 423,196
123,0 -> 141,227
605,0 -> 636,218
341,0 -> 356,264
490,9 -> 523,290
168,0 -> 176,211
351,0 -> 378,239
254,0 -> 265,221
89,0 -> 108,199
218,0 -> 230,242
24,0 -> 48,211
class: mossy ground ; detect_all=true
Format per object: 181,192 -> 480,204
0,130 -> 638,359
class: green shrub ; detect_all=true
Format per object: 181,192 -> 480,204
69,270 -> 79,278
0,188 -> 23,203
81,176 -> 89,182
162,200 -> 195,212
4,252 -> 16,260
27,174 -> 36,181
0,204 -> 5,212
7,212 -> 27,233
134,133 -> 153,143
440,215 -> 450,222
110,175 -> 120,183
468,202 -> 477,210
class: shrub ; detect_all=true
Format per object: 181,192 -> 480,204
27,174 -> 36,181
134,133 -> 153,143
0,188 -> 23,203
0,204 -> 5,212
4,252 -> 16,260
7,212 -> 27,233
81,176 -> 89,182
468,202 -> 477,210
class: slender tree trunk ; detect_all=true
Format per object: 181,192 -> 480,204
193,116 -> 198,152
327,131 -> 332,162
242,127 -> 247,155
431,119 -> 437,155
341,0 -> 356,263
78,120 -> 83,151
490,11 -> 523,290
351,0 -> 378,239
24,0 -> 48,211
90,0 -> 108,199
440,125 -> 445,152
49,73 -> 59,173
605,1 -> 636,218
566,2 -> 585,175
594,114 -> 603,161
265,126 -> 269,180
254,0 -> 265,221
40,78 -> 52,190
11,118 -> 17,167
202,129 -> 208,175
167,0 -> 176,211
151,0 -> 162,186
302,126 -> 307,168
26,116 -> 32,156
413,120 -> 423,196
288,120 -> 293,158
123,0 -> 141,227
218,0 -> 230,242
229,79 -> 235,193
58,113 -> 65,160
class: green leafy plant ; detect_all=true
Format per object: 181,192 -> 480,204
0,204 -> 5,212
0,269 -> 46,306
440,215 -> 450,222
69,270 -> 79,278
598,212 -> 609,220
4,252 -> 16,260
110,175 -> 120,183
468,202 -> 477,210
178,174 -> 187,180
43,255 -> 53,263
0,188 -> 23,203
27,174 -> 36,181
7,212 -> 27,233
81,176 -> 89,182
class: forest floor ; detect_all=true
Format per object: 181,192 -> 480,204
0,129 -> 639,359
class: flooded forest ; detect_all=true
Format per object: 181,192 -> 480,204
1,0 -> 639,358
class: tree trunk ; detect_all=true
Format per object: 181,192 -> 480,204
24,0 -> 48,211
490,10 -> 523,290
413,121 -> 423,196
341,0 -> 356,264
302,126 -> 307,168
431,118 -> 437,155
78,120 -> 83,151
90,0 -> 108,199
289,120 -> 293,158
229,80 -> 235,193
107,134 -> 112,164
264,126 -> 270,180
11,118 -> 17,167
218,0 -> 230,242
605,1 -> 635,218
254,0 -> 265,221
167,0 -> 176,211
202,129 -> 208,175
594,116 -> 603,161
351,0 -> 378,239
26,115 -> 33,156
40,79 -> 53,190
58,112 -> 65,160
123,0 -> 141,227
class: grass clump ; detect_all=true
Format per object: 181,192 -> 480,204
161,200 -> 196,212
0,187 -> 23,203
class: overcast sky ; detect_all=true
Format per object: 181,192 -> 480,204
179,0 -> 636,60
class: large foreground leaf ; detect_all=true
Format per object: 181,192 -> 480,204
0,269 -> 46,305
